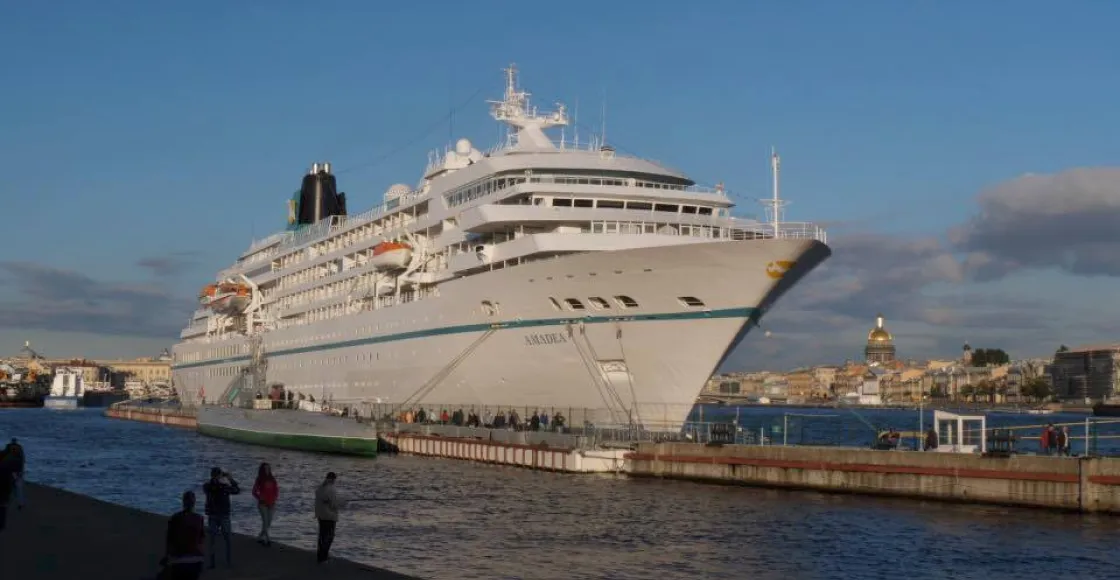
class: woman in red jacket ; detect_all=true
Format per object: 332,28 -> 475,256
252,462 -> 279,546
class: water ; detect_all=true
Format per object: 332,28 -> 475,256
2,408 -> 1117,579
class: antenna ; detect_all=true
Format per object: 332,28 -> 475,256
448,69 -> 455,142
760,146 -> 789,238
573,97 -> 580,148
600,87 -> 607,147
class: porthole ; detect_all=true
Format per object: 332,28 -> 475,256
588,297 -> 611,310
614,295 -> 639,309
678,296 -> 705,307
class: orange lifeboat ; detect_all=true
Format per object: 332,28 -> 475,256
199,282 -> 252,314
371,241 -> 413,270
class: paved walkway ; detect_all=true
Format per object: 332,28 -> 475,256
1,483 -> 420,579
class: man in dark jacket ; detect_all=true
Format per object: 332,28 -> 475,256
0,449 -> 13,534
8,438 -> 25,509
202,467 -> 240,569
165,490 -> 205,579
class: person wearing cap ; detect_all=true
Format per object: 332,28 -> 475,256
314,472 -> 341,563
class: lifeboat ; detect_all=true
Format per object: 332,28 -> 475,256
198,282 -> 252,314
370,241 -> 412,271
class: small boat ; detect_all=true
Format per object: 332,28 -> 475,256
199,282 -> 252,314
198,405 -> 379,456
44,367 -> 84,410
370,241 -> 412,271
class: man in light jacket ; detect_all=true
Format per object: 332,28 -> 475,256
314,472 -> 341,563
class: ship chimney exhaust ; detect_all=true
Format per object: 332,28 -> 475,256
293,160 -> 347,227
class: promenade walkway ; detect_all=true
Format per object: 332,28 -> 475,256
1,483 -> 420,579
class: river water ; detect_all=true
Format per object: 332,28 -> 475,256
1,408 -> 1116,580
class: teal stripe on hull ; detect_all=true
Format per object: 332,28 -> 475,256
173,306 -> 757,371
197,423 -> 378,457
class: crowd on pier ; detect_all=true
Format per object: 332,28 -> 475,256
394,407 -> 568,432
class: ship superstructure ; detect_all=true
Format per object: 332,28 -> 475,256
172,65 -> 831,430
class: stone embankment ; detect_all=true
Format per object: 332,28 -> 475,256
3,483 -> 420,579
104,403 -> 198,429
626,442 -> 1120,513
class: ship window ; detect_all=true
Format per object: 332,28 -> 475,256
573,199 -> 594,208
597,200 -> 624,209
698,207 -> 713,215
682,205 -> 697,214
548,297 -> 562,311
627,201 -> 652,210
588,297 -> 611,310
678,296 -> 705,307
564,298 -> 586,310
553,198 -> 572,207
614,295 -> 639,308
654,204 -> 678,213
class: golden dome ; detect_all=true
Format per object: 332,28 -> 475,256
867,313 -> 893,343
868,328 -> 893,342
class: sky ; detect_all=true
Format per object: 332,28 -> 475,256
1,1 -> 1118,369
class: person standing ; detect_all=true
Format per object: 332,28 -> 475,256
314,472 -> 341,563
0,447 -> 14,534
202,467 -> 240,569
252,462 -> 279,546
7,438 -> 24,510
164,491 -> 206,580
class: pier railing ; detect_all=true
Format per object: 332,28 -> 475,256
347,402 -> 1120,456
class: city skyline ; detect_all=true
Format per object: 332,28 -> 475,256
1,1 -> 1118,369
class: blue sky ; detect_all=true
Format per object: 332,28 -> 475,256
1,1 -> 1118,367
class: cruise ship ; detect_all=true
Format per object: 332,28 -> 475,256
171,65 -> 831,430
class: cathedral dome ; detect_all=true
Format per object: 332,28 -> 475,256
868,328 -> 892,342
866,314 -> 893,343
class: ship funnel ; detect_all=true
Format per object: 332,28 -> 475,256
292,161 -> 348,227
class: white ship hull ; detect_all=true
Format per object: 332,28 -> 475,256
44,396 -> 81,410
173,238 -> 829,430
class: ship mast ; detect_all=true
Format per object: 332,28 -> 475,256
487,64 -> 568,151
761,147 -> 788,238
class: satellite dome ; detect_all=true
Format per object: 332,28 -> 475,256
455,138 -> 473,156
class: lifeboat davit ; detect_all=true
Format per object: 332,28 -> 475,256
370,241 -> 412,271
198,282 -> 252,314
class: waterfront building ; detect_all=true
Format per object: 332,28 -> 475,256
864,314 -> 896,364
1049,343 -> 1120,401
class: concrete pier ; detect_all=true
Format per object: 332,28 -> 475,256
105,405 -> 198,429
383,431 -> 628,473
1,483 -> 420,579
626,442 -> 1120,514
